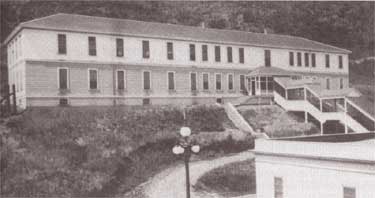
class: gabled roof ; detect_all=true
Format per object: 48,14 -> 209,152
4,13 -> 351,54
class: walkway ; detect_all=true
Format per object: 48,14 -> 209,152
144,151 -> 255,198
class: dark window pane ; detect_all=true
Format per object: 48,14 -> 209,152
143,40 -> 150,58
117,70 -> 125,90
325,54 -> 330,68
228,74 -> 233,90
59,68 -> 67,89
240,75 -> 245,90
239,48 -> 244,63
274,177 -> 283,198
168,72 -> 175,90
143,71 -> 150,90
326,78 -> 330,89
88,36 -> 96,56
116,38 -> 124,57
265,50 -> 271,67
202,45 -> 208,61
227,47 -> 232,63
89,70 -> 97,89
191,73 -> 197,91
167,42 -> 174,60
289,52 -> 294,66
190,44 -> 196,61
216,74 -> 221,90
58,34 -> 66,54
343,187 -> 356,198
311,53 -> 316,67
297,52 -> 302,66
203,73 -> 209,90
305,53 -> 309,67
215,46 -> 221,62
339,56 -> 343,69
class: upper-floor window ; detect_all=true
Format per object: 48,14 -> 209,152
305,53 -> 309,67
239,48 -> 244,63
58,68 -> 68,89
227,47 -> 233,63
203,73 -> 209,90
289,52 -> 294,66
228,74 -> 234,90
190,72 -> 197,91
343,187 -> 356,198
88,36 -> 96,56
190,44 -> 196,61
202,45 -> 208,61
116,38 -> 124,57
167,42 -> 174,60
311,53 -> 316,67
143,40 -> 150,59
274,177 -> 283,198
215,73 -> 222,90
88,69 -> 98,89
326,78 -> 330,90
265,50 -> 271,67
325,54 -> 330,68
143,71 -> 151,90
58,34 -> 66,54
116,70 -> 126,90
297,52 -> 302,66
215,46 -> 221,62
167,71 -> 175,90
339,55 -> 343,69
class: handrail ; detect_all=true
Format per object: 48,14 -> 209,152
346,98 -> 375,122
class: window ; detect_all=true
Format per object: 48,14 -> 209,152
189,44 -> 196,61
274,177 -> 283,198
216,73 -> 222,90
239,48 -> 244,63
289,52 -> 294,66
116,70 -> 125,90
326,78 -> 330,90
227,47 -> 233,63
240,75 -> 245,91
202,45 -> 208,61
88,36 -> 96,56
88,69 -> 98,89
325,54 -> 330,68
343,187 -> 356,198
297,52 -> 302,66
142,40 -> 150,58
265,50 -> 271,67
215,46 -> 221,62
167,42 -> 173,60
58,68 -> 68,89
190,72 -> 197,91
340,78 -> 344,89
305,53 -> 309,67
228,74 -> 234,90
311,53 -> 316,67
58,34 -> 66,54
167,71 -> 175,90
203,73 -> 209,90
339,55 -> 343,69
143,71 -> 151,90
116,38 -> 124,57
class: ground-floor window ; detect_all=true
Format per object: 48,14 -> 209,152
116,70 -> 126,90
143,71 -> 151,90
190,72 -> 197,91
340,78 -> 344,89
215,73 -> 222,90
343,187 -> 356,198
167,71 -> 175,90
88,69 -> 98,90
228,74 -> 234,90
203,73 -> 209,90
59,68 -> 69,89
240,75 -> 245,91
274,177 -> 283,198
326,78 -> 330,90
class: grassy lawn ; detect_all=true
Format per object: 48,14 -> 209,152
194,159 -> 256,197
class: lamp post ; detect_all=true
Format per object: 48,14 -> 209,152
172,126 -> 200,198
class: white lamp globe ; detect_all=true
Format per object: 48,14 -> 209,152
180,127 -> 191,137
172,145 -> 184,155
191,145 -> 200,153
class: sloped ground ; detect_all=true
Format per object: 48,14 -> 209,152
237,105 -> 319,138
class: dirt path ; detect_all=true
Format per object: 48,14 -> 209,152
143,151 -> 255,198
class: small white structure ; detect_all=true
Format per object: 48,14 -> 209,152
255,133 -> 375,198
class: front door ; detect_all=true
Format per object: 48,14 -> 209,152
251,81 -> 256,95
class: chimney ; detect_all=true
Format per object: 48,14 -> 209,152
200,21 -> 206,28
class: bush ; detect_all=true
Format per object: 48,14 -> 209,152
186,105 -> 228,132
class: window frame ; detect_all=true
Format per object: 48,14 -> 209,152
215,73 -> 222,91
190,72 -> 198,91
189,44 -> 196,61
239,48 -> 244,63
116,69 -> 126,90
343,186 -> 356,198
297,52 -> 302,66
265,49 -> 271,67
227,46 -> 233,63
58,67 -> 69,89
167,71 -> 176,91
202,72 -> 210,91
304,53 -> 309,67
326,78 -> 330,90
202,45 -> 208,61
339,55 -> 343,69
311,53 -> 316,67
88,36 -> 96,56
215,46 -> 221,62
143,70 -> 152,90
88,68 -> 99,90
240,74 -> 245,91
274,177 -> 283,198
142,40 -> 150,59
289,52 -> 294,66
227,73 -> 234,91
116,38 -> 124,57
340,78 -> 344,89
325,54 -> 330,68
57,34 -> 67,55
167,42 -> 174,60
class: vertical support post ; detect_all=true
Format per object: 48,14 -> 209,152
12,84 -> 17,114
184,151 -> 191,198
320,121 -> 324,135
285,88 -> 288,100
5,85 -> 11,115
304,111 -> 308,123
344,98 -> 348,134
319,98 -> 323,112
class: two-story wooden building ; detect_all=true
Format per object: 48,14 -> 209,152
4,13 -> 351,107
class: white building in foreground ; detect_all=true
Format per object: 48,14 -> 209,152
255,133 -> 375,198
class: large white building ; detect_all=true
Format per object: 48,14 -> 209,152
255,133 -> 375,198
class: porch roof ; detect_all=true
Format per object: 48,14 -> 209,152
247,67 -> 296,77
307,84 -> 361,99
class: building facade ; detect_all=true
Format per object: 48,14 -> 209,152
5,13 -> 351,107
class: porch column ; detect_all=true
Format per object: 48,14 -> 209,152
304,111 -> 308,123
319,98 -> 323,111
320,121 -> 324,135
344,98 -> 348,134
